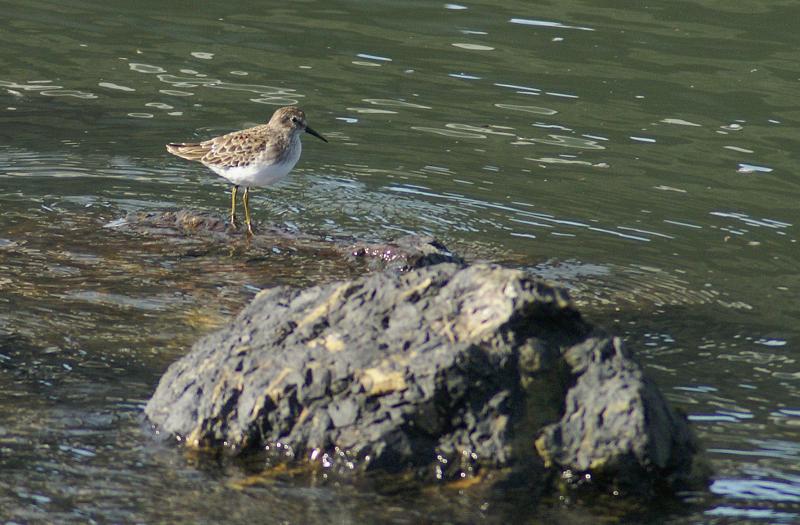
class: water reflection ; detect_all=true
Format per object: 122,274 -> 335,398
509,18 -> 595,32
517,134 -> 606,149
451,43 -> 495,51
98,82 -> 136,92
137,69 -> 303,106
362,98 -> 431,109
354,53 -> 392,62
712,478 -> 800,503
0,79 -> 97,99
495,103 -> 558,115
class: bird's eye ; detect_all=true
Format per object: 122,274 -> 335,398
290,116 -> 299,123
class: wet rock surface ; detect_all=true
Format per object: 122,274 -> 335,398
535,336 -> 702,494
145,261 -> 702,495
109,210 -> 462,272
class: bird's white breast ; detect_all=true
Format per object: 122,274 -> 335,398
209,139 -> 302,188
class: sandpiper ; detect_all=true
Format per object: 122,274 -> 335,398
166,106 -> 327,235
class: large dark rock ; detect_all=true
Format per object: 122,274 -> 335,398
145,262 -> 702,494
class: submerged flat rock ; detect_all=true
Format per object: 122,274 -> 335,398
108,209 -> 462,272
145,262 -> 702,495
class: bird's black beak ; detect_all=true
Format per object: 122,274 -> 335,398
305,125 -> 328,143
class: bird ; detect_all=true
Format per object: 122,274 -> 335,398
166,106 -> 327,235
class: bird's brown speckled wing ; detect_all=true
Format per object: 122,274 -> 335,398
167,124 -> 289,169
200,125 -> 286,169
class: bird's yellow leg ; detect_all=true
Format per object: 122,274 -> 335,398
243,187 -> 255,236
230,185 -> 239,228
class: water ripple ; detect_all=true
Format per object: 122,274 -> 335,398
125,64 -> 302,105
495,103 -> 557,115
711,478 -> 800,503
0,80 -> 97,99
509,18 -> 595,31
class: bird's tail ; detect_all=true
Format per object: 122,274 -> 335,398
166,142 -> 208,161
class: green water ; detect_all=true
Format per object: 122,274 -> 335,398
1,0 -> 799,523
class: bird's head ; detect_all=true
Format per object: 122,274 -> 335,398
270,106 -> 327,142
